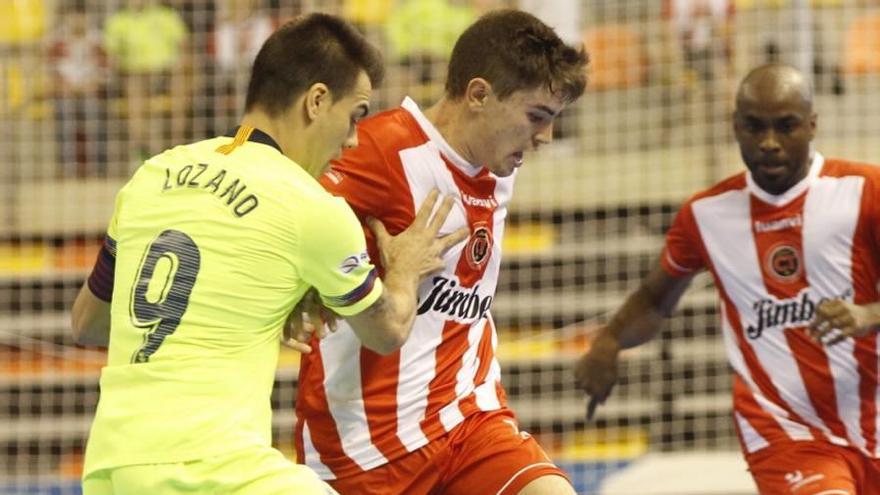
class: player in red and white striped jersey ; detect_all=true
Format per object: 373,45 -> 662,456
295,10 -> 588,495
576,63 -> 880,494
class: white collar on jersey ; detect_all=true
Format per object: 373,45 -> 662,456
746,151 -> 824,206
401,97 -> 483,178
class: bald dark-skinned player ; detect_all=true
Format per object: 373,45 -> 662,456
575,63 -> 880,494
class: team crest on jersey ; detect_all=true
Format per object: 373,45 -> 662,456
465,223 -> 493,269
766,244 -> 801,281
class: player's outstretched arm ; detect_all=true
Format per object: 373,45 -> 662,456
71,283 -> 111,346
346,190 -> 469,355
575,262 -> 693,420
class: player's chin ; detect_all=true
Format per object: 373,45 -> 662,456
316,162 -> 331,177
490,162 -> 517,177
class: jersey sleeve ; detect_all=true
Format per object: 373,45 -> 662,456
106,187 -> 121,242
661,200 -> 706,277
868,175 -> 880,251
87,188 -> 123,302
297,196 -> 383,317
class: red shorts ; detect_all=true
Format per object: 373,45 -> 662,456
746,440 -> 880,495
328,409 -> 570,495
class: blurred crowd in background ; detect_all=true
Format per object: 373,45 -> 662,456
2,0 -> 504,179
2,0 -> 879,180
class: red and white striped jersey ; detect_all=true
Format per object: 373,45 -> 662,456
296,97 -> 514,479
662,153 -> 880,457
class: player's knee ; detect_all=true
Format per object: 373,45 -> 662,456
515,474 -> 576,495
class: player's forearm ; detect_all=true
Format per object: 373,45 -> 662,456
347,268 -> 420,355
847,301 -> 880,331
599,265 -> 691,350
73,320 -> 110,347
378,268 -> 421,346
601,286 -> 667,350
71,284 -> 111,346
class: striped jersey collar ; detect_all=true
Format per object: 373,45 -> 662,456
401,97 -> 483,178
223,125 -> 282,153
746,151 -> 824,207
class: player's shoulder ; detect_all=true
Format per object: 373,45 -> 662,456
323,105 -> 426,198
140,136 -> 230,169
296,188 -> 364,243
820,157 -> 880,182
356,105 -> 429,155
685,171 -> 748,206
282,166 -> 354,213
122,136 -> 231,188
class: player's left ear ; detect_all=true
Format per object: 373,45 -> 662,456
731,110 -> 741,136
808,112 -> 817,139
305,83 -> 331,121
465,78 -> 491,112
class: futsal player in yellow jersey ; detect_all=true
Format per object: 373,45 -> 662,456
71,14 -> 466,495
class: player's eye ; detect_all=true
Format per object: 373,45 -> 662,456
745,120 -> 764,134
528,113 -> 545,124
777,120 -> 798,134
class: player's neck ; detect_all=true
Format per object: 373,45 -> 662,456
423,97 -> 479,165
239,111 -> 282,147
240,110 -> 312,172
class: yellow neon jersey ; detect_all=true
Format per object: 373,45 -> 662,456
83,126 -> 382,474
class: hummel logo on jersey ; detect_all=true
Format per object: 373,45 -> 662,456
784,470 -> 826,492
746,288 -> 853,339
755,214 -> 802,233
417,275 -> 493,321
461,192 -> 498,209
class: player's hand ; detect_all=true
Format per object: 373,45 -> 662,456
283,288 -> 339,352
574,331 -> 621,421
367,189 -> 469,280
808,299 -> 876,346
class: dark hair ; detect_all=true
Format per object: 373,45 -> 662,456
445,9 -> 588,103
245,13 -> 384,115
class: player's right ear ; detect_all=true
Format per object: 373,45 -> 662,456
304,83 -> 331,122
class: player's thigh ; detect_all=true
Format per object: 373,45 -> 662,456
866,457 -> 880,495
746,441 -> 857,495
214,446 -> 337,495
329,440 -> 445,495
98,462 -> 211,494
93,447 -> 335,495
515,473 -> 576,495
443,410 -> 572,495
101,463 -> 198,494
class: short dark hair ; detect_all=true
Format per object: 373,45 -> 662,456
245,13 -> 384,116
445,9 -> 588,103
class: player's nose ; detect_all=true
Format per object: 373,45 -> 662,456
533,122 -> 554,150
343,129 -> 359,150
758,130 -> 782,153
